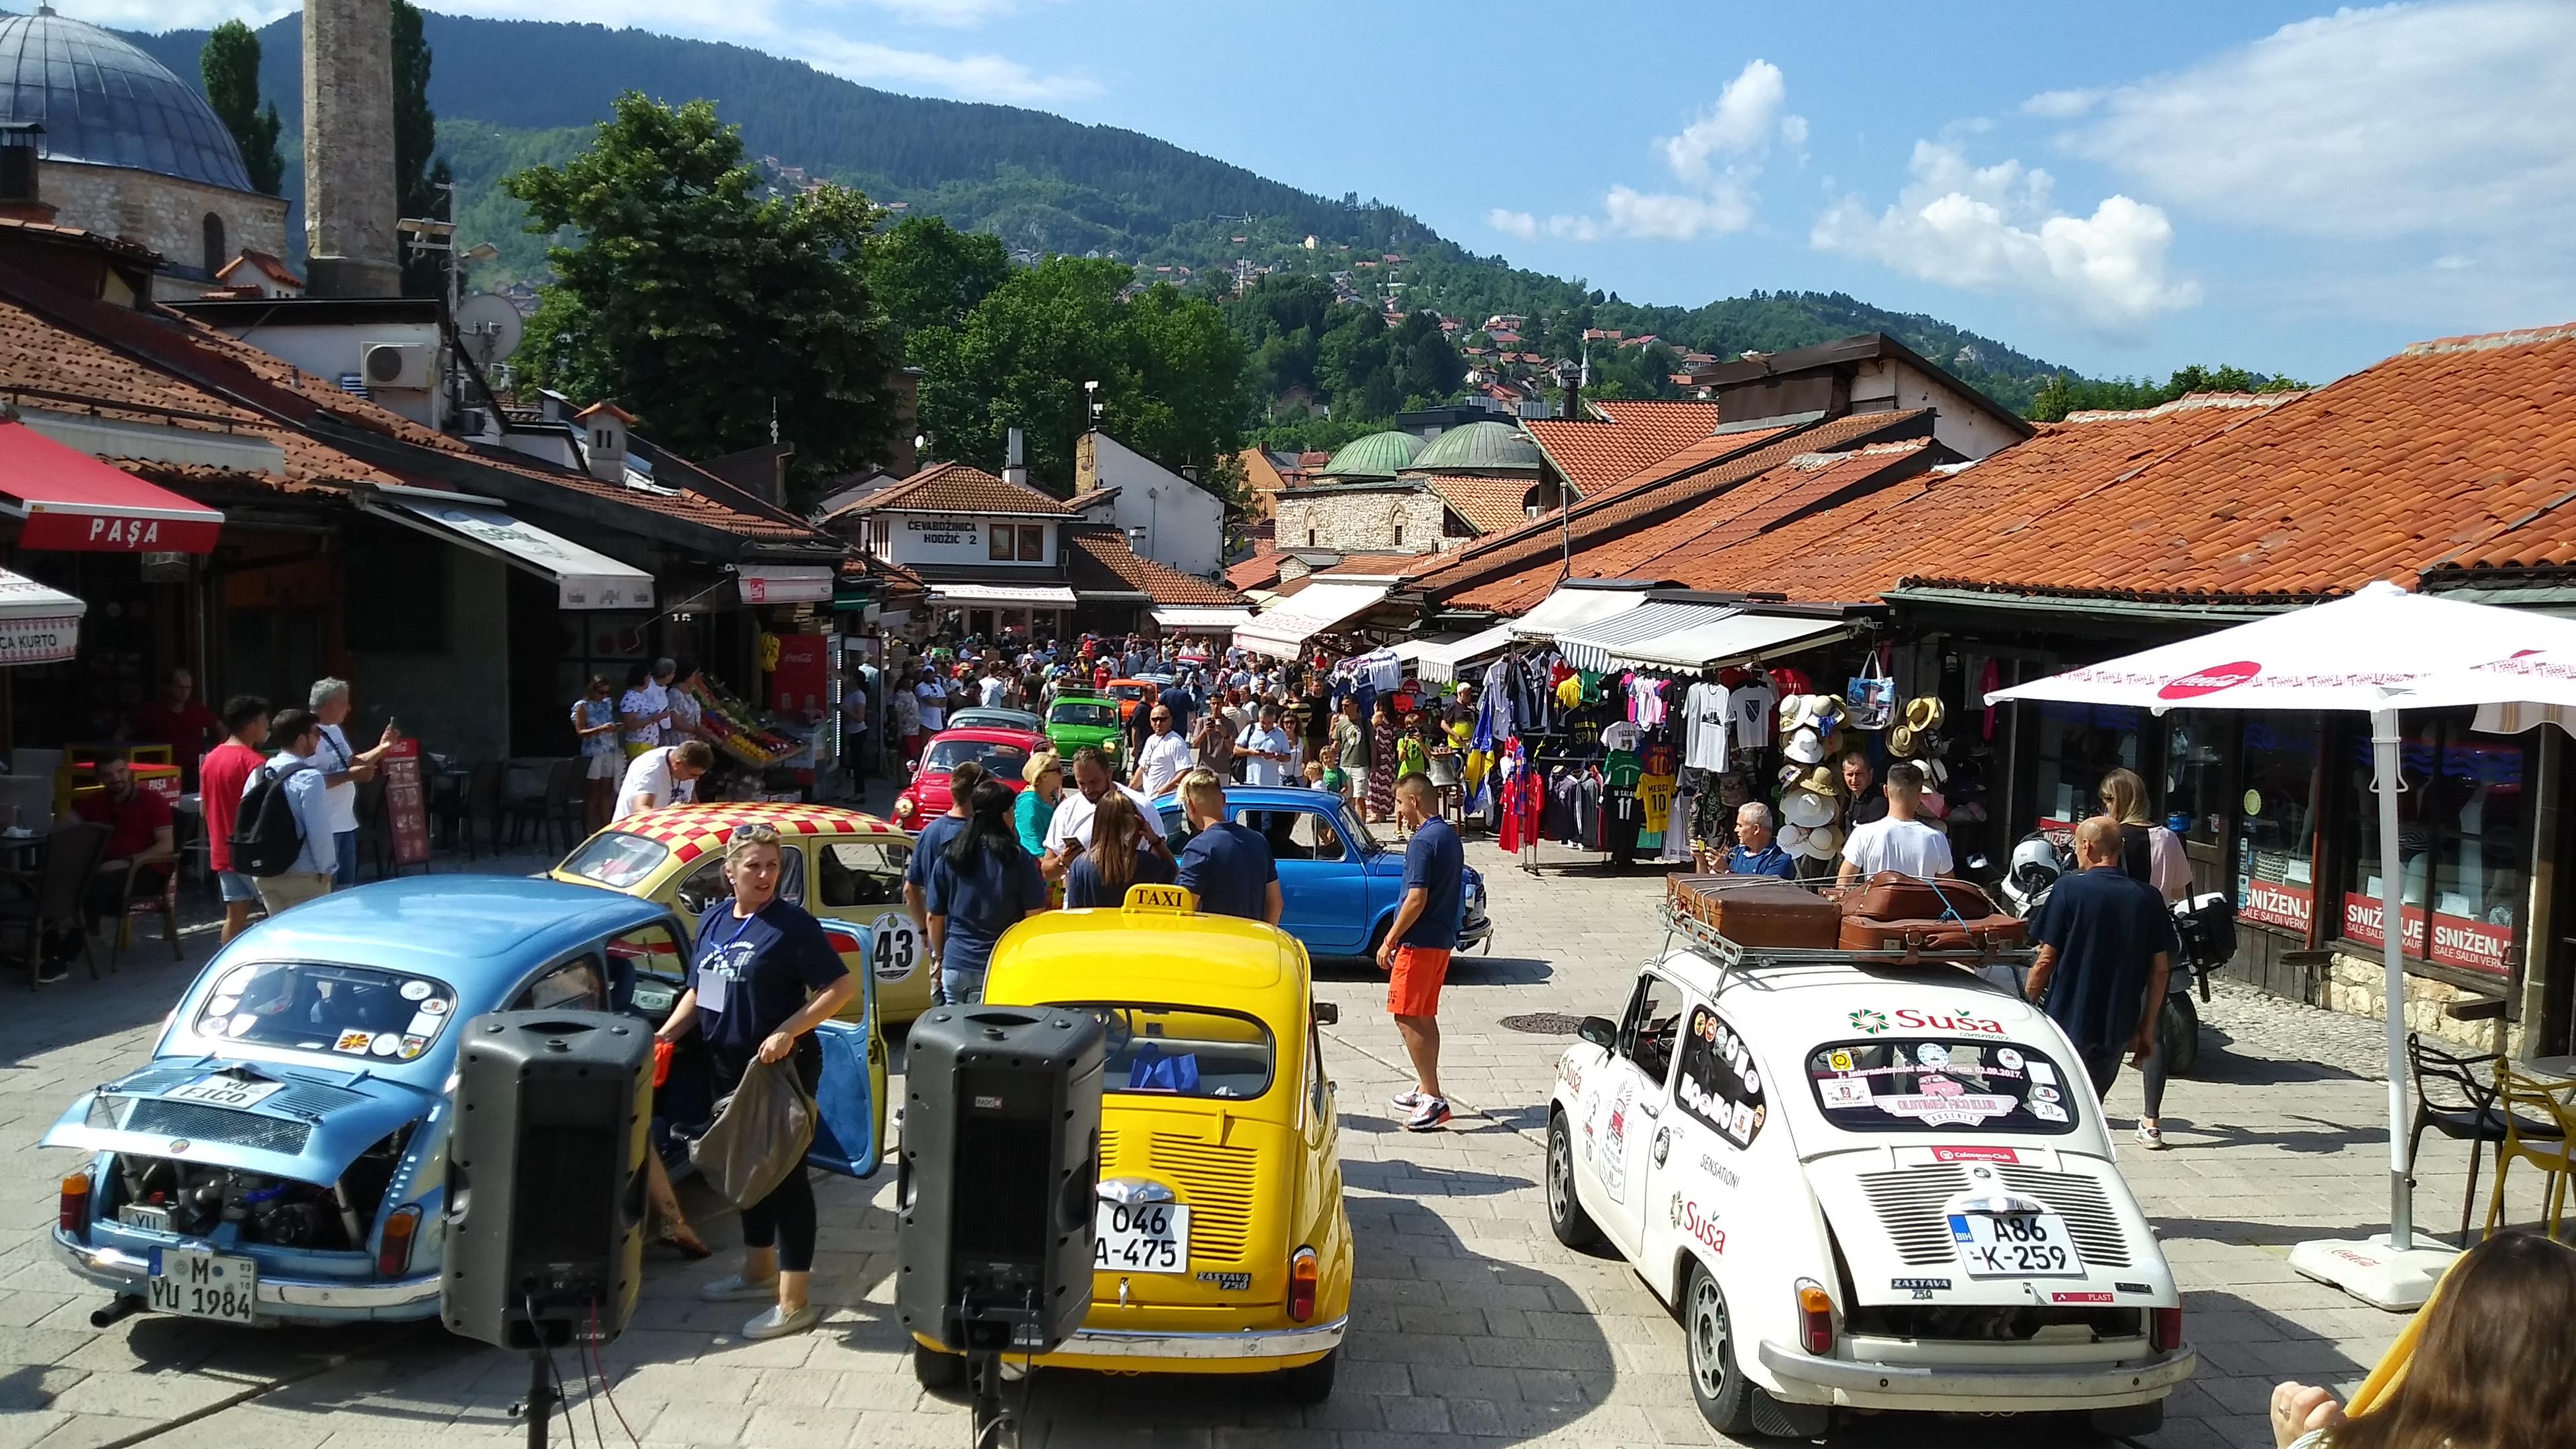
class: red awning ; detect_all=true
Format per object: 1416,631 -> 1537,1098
0,422 -> 223,553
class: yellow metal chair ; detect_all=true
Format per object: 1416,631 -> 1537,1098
2482,1063 -> 2573,1240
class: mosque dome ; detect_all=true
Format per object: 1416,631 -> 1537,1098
1318,429 -> 1426,481
1409,420 -> 1542,474
0,9 -> 256,194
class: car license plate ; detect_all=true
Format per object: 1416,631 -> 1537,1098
149,1246 -> 258,1322
1093,1201 -> 1189,1274
163,1076 -> 284,1109
1947,1211 -> 2084,1277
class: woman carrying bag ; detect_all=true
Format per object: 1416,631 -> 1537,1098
653,822 -> 856,1340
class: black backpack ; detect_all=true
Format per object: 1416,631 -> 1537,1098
230,761 -> 311,877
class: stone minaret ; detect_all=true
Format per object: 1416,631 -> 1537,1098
302,0 -> 400,297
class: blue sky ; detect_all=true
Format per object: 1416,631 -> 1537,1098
125,0 -> 2576,385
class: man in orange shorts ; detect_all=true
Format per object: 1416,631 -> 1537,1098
1379,772 -> 1464,1130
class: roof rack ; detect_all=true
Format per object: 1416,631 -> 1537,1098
1655,900 -> 2036,975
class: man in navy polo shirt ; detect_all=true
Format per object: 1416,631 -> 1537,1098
1381,772 -> 1463,1132
1173,770 -> 1282,924
2025,816 -> 2179,1099
1725,802 -> 1796,880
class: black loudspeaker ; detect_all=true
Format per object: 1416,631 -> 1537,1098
897,1006 -> 1105,1358
439,1012 -> 652,1350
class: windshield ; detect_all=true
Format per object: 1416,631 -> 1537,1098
924,738 -> 1031,776
1061,1003 -> 1275,1099
559,830 -> 670,888
1107,684 -> 1147,701
1805,1037 -> 2080,1135
1050,701 -> 1120,729
193,960 -> 460,1062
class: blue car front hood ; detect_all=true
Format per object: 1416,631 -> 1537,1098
40,1056 -> 440,1187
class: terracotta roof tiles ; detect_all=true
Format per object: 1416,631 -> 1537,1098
1418,474 -> 1535,534
857,462 -> 1073,517
1522,403 -> 1730,494
1061,524 -> 1245,605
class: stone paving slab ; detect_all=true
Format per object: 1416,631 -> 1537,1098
5,832 -> 2559,1449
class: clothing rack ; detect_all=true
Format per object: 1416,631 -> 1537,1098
1515,733 -> 1617,874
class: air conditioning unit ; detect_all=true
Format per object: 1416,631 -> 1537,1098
360,342 -> 435,390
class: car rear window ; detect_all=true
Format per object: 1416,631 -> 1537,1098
1061,1003 -> 1275,1099
195,961 -> 460,1063
559,830 -> 670,888
1804,1037 -> 2079,1135
925,738 -> 1031,776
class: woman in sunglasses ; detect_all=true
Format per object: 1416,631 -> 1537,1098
654,822 -> 857,1340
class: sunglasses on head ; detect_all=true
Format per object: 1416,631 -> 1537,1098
729,824 -> 782,843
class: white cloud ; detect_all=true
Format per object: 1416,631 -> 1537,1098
2062,0 -> 2576,240
1486,58 -> 1801,245
2020,88 -> 2100,119
836,0 -> 1050,25
1812,140 -> 2199,333
800,35 -> 1098,103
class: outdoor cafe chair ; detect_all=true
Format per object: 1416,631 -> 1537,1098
0,820 -> 110,989
106,855 -> 182,970
2483,1062 -> 2574,1241
2405,1032 -> 2533,1244
502,757 -> 582,855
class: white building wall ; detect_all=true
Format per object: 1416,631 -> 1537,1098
869,509 -> 1061,570
1081,432 -> 1224,578
1847,358 -> 2027,462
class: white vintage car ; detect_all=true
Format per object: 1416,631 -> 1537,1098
1545,909 -> 2196,1440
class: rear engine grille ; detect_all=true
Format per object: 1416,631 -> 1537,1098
1150,1134 -> 1254,1266
1996,1166 -> 2131,1269
114,1099 -> 312,1156
269,1081 -> 370,1119
1097,1128 -> 1122,1173
1858,1166 -> 1970,1265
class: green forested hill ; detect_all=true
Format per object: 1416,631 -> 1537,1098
125,9 -> 2110,412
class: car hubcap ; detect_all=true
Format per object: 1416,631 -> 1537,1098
1690,1279 -> 1727,1397
1547,1130 -> 1571,1221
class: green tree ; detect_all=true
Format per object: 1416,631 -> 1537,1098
909,256 -> 1247,499
199,21 -> 282,198
392,0 -> 453,298
865,215 -> 1009,339
507,93 -> 899,506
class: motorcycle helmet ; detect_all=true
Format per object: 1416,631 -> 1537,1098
2008,835 -> 2064,899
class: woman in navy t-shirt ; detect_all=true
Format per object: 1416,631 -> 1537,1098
654,822 -> 854,1341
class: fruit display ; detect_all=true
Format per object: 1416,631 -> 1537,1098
687,675 -> 800,766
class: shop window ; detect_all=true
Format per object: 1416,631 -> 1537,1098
2235,716 -> 2319,935
988,525 -> 1014,561
2341,711 -> 2523,979
1017,524 -> 1044,561
2030,702 -> 2139,832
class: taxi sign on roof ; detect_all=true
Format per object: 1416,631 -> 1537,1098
1124,883 -> 1195,913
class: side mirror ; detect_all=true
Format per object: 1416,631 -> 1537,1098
1577,1016 -> 1618,1051
904,759 -> 920,777
1313,1002 -> 1340,1027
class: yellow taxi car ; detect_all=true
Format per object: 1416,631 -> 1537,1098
549,801 -> 936,1025
913,884 -> 1354,1400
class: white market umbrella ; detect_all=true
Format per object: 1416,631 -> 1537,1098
1986,580 -> 2576,1308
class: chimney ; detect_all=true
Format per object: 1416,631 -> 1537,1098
1558,365 -> 1580,423
303,0 -> 401,297
574,402 -> 631,483
1003,427 -> 1029,489
0,123 -> 51,223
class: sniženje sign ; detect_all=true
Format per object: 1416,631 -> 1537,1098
2238,877 -> 2312,933
0,614 -> 78,664
2341,892 -> 2514,977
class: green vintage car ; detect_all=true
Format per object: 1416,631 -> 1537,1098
1045,691 -> 1126,769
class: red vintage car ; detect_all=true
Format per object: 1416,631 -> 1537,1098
892,726 -> 1046,831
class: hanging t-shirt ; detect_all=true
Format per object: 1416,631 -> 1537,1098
1684,681 -> 1731,773
1627,676 -> 1668,728
1638,771 -> 1678,835
1729,680 -> 1778,751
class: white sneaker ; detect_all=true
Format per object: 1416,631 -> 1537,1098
742,1303 -> 820,1339
1390,1089 -> 1428,1111
699,1273 -> 779,1302
2135,1121 -> 2166,1150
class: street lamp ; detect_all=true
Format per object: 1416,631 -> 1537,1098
1084,379 -> 1103,427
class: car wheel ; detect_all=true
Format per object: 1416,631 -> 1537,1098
2160,994 -> 2200,1077
912,1340 -> 965,1391
1277,1347 -> 1337,1403
1684,1263 -> 1758,1437
1546,1112 -> 1602,1249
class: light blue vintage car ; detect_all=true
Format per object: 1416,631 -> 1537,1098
1152,784 -> 1491,959
42,877 -> 884,1327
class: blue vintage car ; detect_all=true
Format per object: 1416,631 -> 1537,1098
1152,784 -> 1491,959
42,877 -> 885,1327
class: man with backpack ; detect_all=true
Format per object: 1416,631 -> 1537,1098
233,708 -> 337,917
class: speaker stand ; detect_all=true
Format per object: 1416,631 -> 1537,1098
516,1350 -> 561,1449
967,1351 -> 1015,1449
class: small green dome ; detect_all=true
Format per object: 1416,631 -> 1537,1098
1409,420 -> 1542,474
1319,430 -> 1426,480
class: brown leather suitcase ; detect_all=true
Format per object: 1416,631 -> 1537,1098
1668,875 -> 1840,949
1836,912 -> 2029,959
1833,872 -> 2004,922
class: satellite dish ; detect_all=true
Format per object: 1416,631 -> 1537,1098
455,292 -> 524,371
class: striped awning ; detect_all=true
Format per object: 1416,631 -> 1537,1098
1556,602 -> 1733,672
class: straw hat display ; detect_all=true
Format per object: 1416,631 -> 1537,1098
1798,822 -> 1843,860
1782,726 -> 1830,764
1780,784 -> 1838,828
1887,696 -> 1947,760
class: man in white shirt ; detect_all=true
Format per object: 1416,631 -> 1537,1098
1837,761 -> 1953,883
616,740 -> 713,820
244,707 -> 339,917
1235,702 -> 1295,787
915,671 -> 948,734
1130,702 -> 1193,796
1044,748 -> 1167,857
309,678 -> 398,888
979,663 -> 1010,709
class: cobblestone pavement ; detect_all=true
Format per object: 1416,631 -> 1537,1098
5,822 -> 2557,1449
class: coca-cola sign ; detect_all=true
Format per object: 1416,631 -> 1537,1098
2157,660 -> 2261,700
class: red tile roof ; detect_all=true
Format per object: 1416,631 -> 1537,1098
1546,440 -> 1937,592
1591,398 -> 1721,431
1224,544 -> 1282,590
1309,552 -> 1422,578
1594,424 -> 1796,494
857,462 -> 1073,517
1523,403 -> 1731,494
1419,474 -> 1536,535
1061,524 -> 1246,605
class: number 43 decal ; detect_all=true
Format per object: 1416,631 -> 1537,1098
871,914 -> 920,982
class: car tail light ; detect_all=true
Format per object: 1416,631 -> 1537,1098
58,1172 -> 89,1238
1287,1247 -> 1319,1322
377,1205 -> 423,1278
1794,1279 -> 1834,1356
2151,1306 -> 2183,1353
